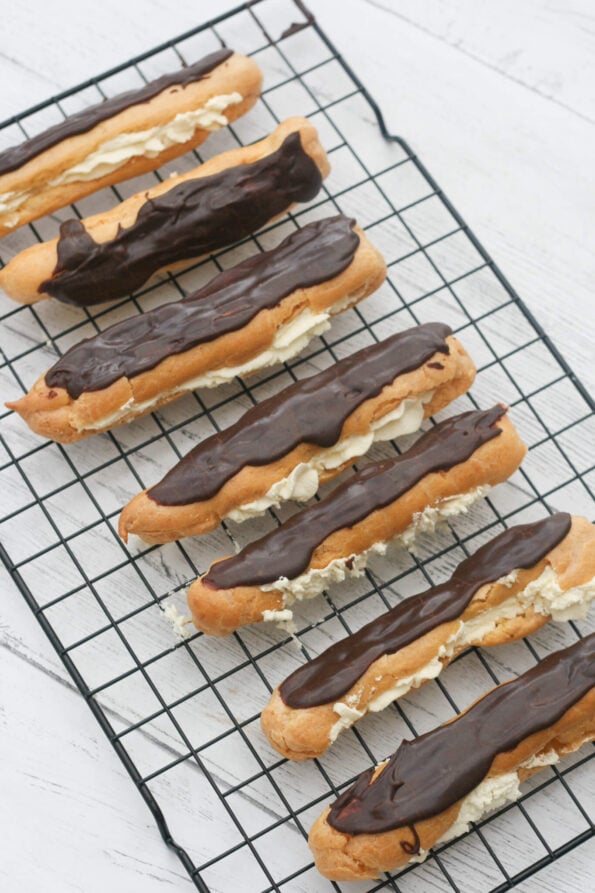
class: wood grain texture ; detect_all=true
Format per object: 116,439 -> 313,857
314,0 -> 595,394
0,1 -> 593,891
0,568 -> 192,892
364,0 -> 595,122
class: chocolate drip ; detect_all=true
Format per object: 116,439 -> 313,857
45,215 -> 359,397
203,406 -> 506,590
400,825 -> 421,855
327,633 -> 595,835
0,49 -> 233,177
149,322 -> 452,506
39,131 -> 323,306
280,513 -> 571,708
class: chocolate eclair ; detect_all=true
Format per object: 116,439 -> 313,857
309,633 -> 595,880
188,405 -> 527,636
119,322 -> 476,543
6,215 -> 386,442
0,117 -> 329,306
0,50 -> 262,236
262,513 -> 595,760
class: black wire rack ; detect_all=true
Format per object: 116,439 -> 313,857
1,1 -> 593,891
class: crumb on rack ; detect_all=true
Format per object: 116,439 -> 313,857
162,602 -> 193,639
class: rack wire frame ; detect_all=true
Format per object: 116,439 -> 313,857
0,1 -> 593,891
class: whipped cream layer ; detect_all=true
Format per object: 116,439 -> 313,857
328,566 -> 595,742
260,485 -> 490,610
410,748 -> 563,863
399,486 -> 492,552
226,392 -> 434,523
0,93 -> 242,227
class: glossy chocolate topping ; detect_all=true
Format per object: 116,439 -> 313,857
327,633 -> 595,835
149,322 -> 452,506
39,130 -> 323,306
280,513 -> 572,708
0,49 -> 232,177
203,405 -> 506,590
44,215 -> 358,397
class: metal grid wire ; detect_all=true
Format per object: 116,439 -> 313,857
1,1 -> 593,890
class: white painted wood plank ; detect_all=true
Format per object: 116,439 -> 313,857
517,839 -> 595,892
0,0 -> 227,113
313,0 -> 595,393
0,582 -> 191,892
365,0 -> 595,123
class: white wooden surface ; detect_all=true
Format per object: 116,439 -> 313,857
1,1 -> 594,891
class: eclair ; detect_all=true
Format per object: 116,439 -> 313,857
309,633 -> 595,880
0,49 -> 262,236
6,215 -> 385,442
0,117 -> 329,306
262,513 -> 595,760
119,322 -> 476,543
188,406 -> 527,636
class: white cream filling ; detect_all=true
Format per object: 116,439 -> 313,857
0,93 -> 242,226
330,701 -> 366,741
516,565 -> 595,621
458,565 -> 595,645
410,749 -> 561,862
162,602 -> 193,639
327,566 -> 595,741
77,304 -> 342,432
260,486 -> 490,612
261,540 -> 390,604
330,650 -> 452,743
399,485 -> 492,552
262,609 -> 294,623
0,190 -> 28,227
226,392 -> 434,523
262,608 -> 298,637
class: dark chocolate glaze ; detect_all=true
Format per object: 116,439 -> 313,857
203,405 -> 506,590
327,633 -> 595,835
0,49 -> 233,177
39,131 -> 323,306
45,215 -> 358,397
280,513 -> 572,708
149,322 -> 452,506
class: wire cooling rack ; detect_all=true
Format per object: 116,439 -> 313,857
1,1 -> 593,891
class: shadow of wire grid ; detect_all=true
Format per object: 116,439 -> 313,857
0,1 -> 593,891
